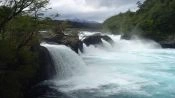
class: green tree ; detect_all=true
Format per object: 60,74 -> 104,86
0,0 -> 49,39
104,0 -> 175,41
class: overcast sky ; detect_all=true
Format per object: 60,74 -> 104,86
48,0 -> 145,22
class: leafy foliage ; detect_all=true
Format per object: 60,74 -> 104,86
104,0 -> 175,41
0,0 -> 49,98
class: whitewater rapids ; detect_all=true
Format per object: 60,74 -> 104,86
43,31 -> 175,98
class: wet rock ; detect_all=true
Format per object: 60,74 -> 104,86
83,33 -> 114,46
159,41 -> 175,48
101,35 -> 114,45
83,33 -> 103,46
37,46 -> 56,81
43,33 -> 83,53
120,33 -> 132,40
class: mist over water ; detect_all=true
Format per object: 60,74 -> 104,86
41,43 -> 86,79
43,31 -> 175,98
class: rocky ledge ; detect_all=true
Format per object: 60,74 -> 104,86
83,33 -> 114,46
40,32 -> 114,53
41,32 -> 83,53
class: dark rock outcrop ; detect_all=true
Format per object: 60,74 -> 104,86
120,33 -> 132,40
41,32 -> 114,53
83,33 -> 114,46
83,33 -> 103,46
24,46 -> 58,98
101,35 -> 114,44
43,33 -> 83,53
157,36 -> 175,48
37,46 -> 56,81
159,42 -> 175,48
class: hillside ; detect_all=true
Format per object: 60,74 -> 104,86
54,20 -> 102,31
103,0 -> 175,42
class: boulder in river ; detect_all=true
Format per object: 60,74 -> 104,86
159,41 -> 175,48
120,33 -> 132,40
83,33 -> 114,46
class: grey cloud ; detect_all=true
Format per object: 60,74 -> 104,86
85,0 -> 143,7
47,0 -> 145,22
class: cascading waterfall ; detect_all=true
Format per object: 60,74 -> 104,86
41,43 -> 86,79
41,31 -> 175,98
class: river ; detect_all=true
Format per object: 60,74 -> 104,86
42,31 -> 175,98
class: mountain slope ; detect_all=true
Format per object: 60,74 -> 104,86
103,0 -> 175,41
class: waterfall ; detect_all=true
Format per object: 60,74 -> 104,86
41,43 -> 86,79
38,31 -> 175,98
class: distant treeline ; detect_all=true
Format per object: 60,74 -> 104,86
54,20 -> 102,31
103,0 -> 175,41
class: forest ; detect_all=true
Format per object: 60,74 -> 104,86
104,0 -> 175,42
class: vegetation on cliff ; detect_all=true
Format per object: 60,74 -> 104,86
0,0 -> 51,98
103,0 -> 175,42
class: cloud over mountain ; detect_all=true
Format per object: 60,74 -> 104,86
48,0 -> 145,22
